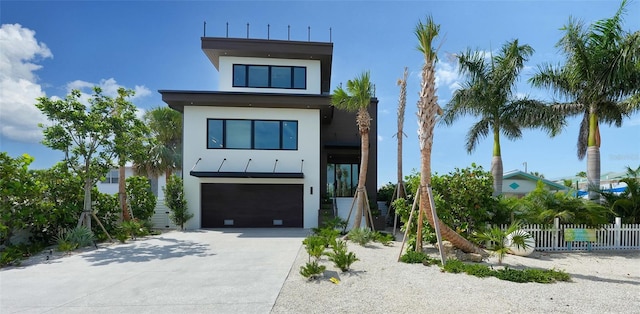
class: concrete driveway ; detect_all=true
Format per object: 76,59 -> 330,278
0,228 -> 308,313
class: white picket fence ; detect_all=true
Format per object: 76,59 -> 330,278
502,217 -> 640,251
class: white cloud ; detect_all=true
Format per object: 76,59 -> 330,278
0,24 -> 51,143
434,60 -> 462,92
378,135 -> 384,142
66,78 -> 151,101
0,24 -> 152,144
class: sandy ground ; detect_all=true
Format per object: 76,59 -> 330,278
272,239 -> 640,314
6,234 -> 639,314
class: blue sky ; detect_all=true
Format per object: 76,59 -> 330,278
1,0 -> 639,187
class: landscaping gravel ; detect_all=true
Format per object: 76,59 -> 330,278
272,238 -> 640,313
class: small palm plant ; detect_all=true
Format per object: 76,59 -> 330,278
325,240 -> 359,272
475,221 -> 532,265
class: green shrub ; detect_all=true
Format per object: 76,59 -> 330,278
325,240 -> 359,272
299,260 -> 326,280
121,219 -> 146,240
126,176 -> 157,221
348,227 -> 375,246
373,231 -> 394,246
0,246 -> 25,267
302,235 -> 326,259
462,263 -> 497,278
67,226 -> 95,248
164,175 -> 192,230
400,250 -> 428,264
312,227 -> 339,248
54,229 -> 78,252
441,258 -> 466,273
438,259 -> 571,283
320,216 -> 348,231
115,231 -> 129,243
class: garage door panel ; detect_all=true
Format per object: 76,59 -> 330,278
201,183 -> 303,228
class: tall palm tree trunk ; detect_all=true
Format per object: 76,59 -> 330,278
353,107 -> 371,229
119,165 -> 131,220
397,68 -> 408,200
587,111 -> 601,200
492,128 -> 503,196
415,17 -> 486,255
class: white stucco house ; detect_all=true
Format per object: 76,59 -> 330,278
160,36 -> 378,229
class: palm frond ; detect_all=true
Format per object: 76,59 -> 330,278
331,71 -> 373,113
465,118 -> 490,153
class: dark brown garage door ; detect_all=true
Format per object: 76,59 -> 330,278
201,183 -> 303,228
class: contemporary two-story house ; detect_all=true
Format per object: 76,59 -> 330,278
160,36 -> 377,229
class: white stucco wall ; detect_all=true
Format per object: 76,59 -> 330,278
218,56 -> 321,94
182,106 -> 320,229
97,169 -> 167,200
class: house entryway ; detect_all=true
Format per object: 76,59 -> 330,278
201,183 -> 303,228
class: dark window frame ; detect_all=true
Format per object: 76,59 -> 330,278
207,118 -> 298,150
232,64 -> 307,90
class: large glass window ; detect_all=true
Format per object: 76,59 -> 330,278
207,119 -> 298,150
293,67 -> 306,89
208,119 -> 224,148
282,121 -> 298,150
254,120 -> 280,149
247,66 -> 269,88
326,163 -> 359,197
232,64 -> 306,89
233,65 -> 247,87
226,120 -> 252,149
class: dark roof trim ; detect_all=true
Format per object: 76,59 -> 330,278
159,90 -> 331,112
201,37 -> 333,94
190,171 -> 304,179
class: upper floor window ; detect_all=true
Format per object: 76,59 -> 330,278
208,119 -> 298,150
101,169 -> 119,184
233,65 -> 306,89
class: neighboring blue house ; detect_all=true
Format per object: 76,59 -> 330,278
502,170 -> 568,197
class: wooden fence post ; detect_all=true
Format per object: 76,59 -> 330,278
614,217 -> 622,249
553,217 -> 560,251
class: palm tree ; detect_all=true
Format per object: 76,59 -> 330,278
442,39 -> 563,196
112,89 -> 150,221
396,67 -> 408,201
136,107 -> 183,180
414,16 -> 486,255
530,0 -> 640,200
331,71 -> 374,229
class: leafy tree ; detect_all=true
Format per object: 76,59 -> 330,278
431,164 -> 503,237
600,165 -> 640,223
0,153 -> 51,245
111,89 -> 151,221
31,163 -> 83,241
36,87 -> 140,229
518,181 -> 611,225
125,176 -> 157,222
442,39 -> 562,196
530,0 -> 640,199
331,71 -> 375,229
164,175 -> 192,230
414,16 -> 485,255
137,107 -> 183,179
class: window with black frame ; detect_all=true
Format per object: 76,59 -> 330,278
326,163 -> 359,197
232,64 -> 306,89
207,119 -> 298,150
